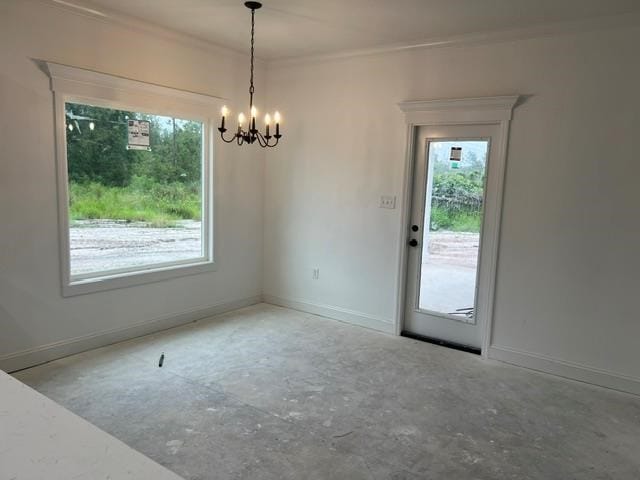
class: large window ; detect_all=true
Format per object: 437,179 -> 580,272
48,63 -> 218,295
66,102 -> 205,277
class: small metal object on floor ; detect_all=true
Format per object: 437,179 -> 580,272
158,353 -> 164,368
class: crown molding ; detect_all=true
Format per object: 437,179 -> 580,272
269,11 -> 640,68
32,0 -> 640,69
35,0 -> 266,66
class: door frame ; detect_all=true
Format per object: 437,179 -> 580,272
394,96 -> 519,357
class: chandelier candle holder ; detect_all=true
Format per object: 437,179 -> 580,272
218,1 -> 282,148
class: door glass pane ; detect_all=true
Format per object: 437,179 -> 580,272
419,140 -> 488,323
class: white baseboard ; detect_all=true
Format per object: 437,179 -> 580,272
263,294 -> 395,334
8,296 -> 636,397
488,345 -> 640,397
1,295 -> 262,373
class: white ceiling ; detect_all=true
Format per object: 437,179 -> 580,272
55,0 -> 640,60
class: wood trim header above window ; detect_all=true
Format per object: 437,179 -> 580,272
44,61 -> 225,113
398,95 -> 519,125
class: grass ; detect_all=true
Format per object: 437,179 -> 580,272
69,182 -> 478,232
69,181 -> 201,228
430,206 -> 481,233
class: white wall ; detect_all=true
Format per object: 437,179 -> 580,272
0,0 -> 265,370
263,25 -> 640,386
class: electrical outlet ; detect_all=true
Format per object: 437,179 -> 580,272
380,195 -> 396,209
312,268 -> 320,280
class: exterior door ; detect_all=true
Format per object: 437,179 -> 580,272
404,124 -> 499,351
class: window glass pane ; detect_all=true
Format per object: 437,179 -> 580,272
65,102 -> 204,278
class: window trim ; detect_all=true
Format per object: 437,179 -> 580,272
46,62 -> 224,296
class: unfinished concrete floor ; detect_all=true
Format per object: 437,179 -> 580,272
13,304 -> 640,479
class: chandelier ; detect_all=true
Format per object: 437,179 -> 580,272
218,1 -> 282,148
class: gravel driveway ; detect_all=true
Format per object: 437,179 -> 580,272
70,220 -> 202,276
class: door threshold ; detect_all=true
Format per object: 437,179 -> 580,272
401,330 -> 481,355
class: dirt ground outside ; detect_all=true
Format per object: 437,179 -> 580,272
69,220 -> 202,276
68,223 -> 478,318
423,231 -> 480,268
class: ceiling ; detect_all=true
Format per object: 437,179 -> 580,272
54,0 -> 640,60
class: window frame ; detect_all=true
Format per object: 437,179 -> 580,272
47,62 -> 222,296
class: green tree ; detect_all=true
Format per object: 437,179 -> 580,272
66,103 -> 202,188
66,103 -> 145,186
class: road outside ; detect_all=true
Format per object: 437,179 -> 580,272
420,231 -> 480,321
70,220 -> 202,276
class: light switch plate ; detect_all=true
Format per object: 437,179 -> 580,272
380,195 -> 396,209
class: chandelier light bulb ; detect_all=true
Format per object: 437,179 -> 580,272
238,112 -> 246,125
274,111 -> 281,124
220,106 -> 230,130
264,113 -> 272,137
250,105 -> 257,118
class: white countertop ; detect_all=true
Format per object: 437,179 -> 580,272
0,371 -> 184,480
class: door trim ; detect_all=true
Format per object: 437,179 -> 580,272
393,96 -> 519,357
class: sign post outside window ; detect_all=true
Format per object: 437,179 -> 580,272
127,119 -> 151,151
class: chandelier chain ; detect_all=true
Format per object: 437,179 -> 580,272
249,7 -> 256,108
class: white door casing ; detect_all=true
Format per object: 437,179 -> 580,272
394,96 -> 519,356
404,127 -> 494,349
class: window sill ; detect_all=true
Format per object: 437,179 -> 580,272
62,259 -> 217,297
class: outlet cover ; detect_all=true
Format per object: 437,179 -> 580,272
380,195 -> 396,209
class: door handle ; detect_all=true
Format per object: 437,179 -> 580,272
408,239 -> 418,247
